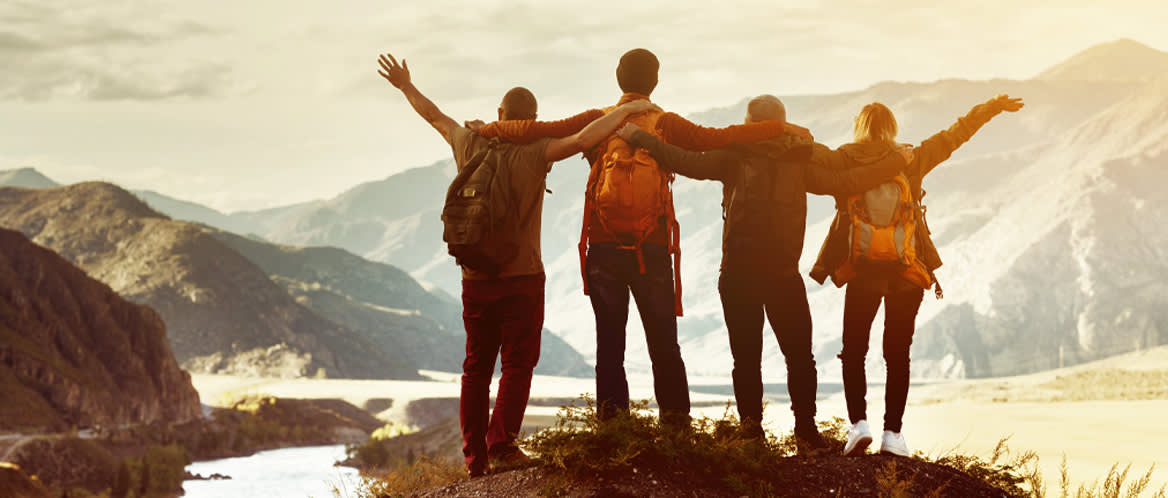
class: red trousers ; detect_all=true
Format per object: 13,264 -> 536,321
459,272 -> 544,472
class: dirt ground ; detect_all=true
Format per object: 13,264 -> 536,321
191,346 -> 1168,495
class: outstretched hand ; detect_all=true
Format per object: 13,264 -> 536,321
377,53 -> 411,89
617,122 -> 643,142
990,94 -> 1025,113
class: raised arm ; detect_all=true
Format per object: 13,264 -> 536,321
618,123 -> 735,181
477,109 -> 605,144
656,112 -> 814,151
544,101 -> 661,162
914,94 -> 1025,177
377,53 -> 459,145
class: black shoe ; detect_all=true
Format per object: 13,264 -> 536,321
468,466 -> 488,478
794,425 -> 830,454
660,411 -> 693,432
740,418 -> 766,440
489,447 -> 533,473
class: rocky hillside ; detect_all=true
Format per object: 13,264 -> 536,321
0,178 -> 591,378
0,228 -> 202,432
208,229 -> 591,376
0,183 -> 417,380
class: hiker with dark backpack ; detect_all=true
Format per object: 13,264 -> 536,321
377,52 -> 660,477
615,95 -> 909,450
809,95 -> 1025,457
474,49 -> 812,425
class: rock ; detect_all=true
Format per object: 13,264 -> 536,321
0,463 -> 51,498
0,228 -> 201,431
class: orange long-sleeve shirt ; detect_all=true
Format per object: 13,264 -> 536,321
477,93 -> 805,245
479,93 -> 804,151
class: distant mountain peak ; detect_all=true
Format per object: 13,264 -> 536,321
0,167 -> 58,189
1037,38 -> 1168,82
60,181 -> 169,220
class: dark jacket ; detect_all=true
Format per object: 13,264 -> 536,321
626,132 -> 906,276
809,99 -> 1008,288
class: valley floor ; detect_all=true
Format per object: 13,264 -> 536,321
191,346 -> 1168,495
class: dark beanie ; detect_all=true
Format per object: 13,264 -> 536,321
616,48 -> 659,96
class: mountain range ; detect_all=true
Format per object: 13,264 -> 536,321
0,227 -> 201,431
7,38 -> 1165,382
0,181 -> 592,379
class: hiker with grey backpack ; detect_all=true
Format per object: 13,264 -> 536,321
810,94 -> 1025,457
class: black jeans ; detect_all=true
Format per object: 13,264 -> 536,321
839,282 -> 924,433
587,243 -> 690,420
718,270 -> 817,429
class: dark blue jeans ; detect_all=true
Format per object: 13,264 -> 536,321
586,242 -> 690,421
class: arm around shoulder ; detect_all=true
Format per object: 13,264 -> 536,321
543,101 -> 659,162
623,124 -> 731,181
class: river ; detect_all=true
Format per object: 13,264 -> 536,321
183,445 -> 361,498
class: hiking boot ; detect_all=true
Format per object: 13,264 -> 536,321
793,425 -> 830,454
740,420 -> 766,441
467,465 -> 488,478
843,420 -> 873,456
660,411 -> 693,432
489,447 -> 533,473
879,430 -> 910,457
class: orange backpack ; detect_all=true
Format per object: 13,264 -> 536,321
577,106 -> 684,316
833,173 -> 933,289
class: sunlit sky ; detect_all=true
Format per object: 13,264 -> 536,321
3,0 -> 1167,212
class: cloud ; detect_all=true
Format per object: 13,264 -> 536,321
0,0 -> 235,101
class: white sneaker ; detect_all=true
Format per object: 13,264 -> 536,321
880,430 -> 910,457
843,420 -> 873,456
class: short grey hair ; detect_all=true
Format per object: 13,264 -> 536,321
746,94 -> 786,123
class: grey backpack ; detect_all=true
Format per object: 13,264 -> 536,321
441,138 -> 519,275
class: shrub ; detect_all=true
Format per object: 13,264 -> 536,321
334,457 -> 466,498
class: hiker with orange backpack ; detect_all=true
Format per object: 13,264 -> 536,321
809,95 -> 1025,457
614,95 -> 909,450
475,49 -> 811,424
377,52 -> 662,477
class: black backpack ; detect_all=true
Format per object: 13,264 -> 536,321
721,146 -> 782,248
441,138 -> 519,276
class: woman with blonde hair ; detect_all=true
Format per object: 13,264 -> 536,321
810,94 -> 1024,457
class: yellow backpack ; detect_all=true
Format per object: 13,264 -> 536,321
577,106 -> 684,316
833,173 -> 932,289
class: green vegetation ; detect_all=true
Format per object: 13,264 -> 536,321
108,444 -> 190,498
344,396 -> 1166,498
343,422 -> 420,470
525,397 -> 853,497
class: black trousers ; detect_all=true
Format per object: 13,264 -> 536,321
718,270 -> 817,429
839,282 -> 923,433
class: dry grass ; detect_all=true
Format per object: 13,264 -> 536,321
332,457 -> 466,498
